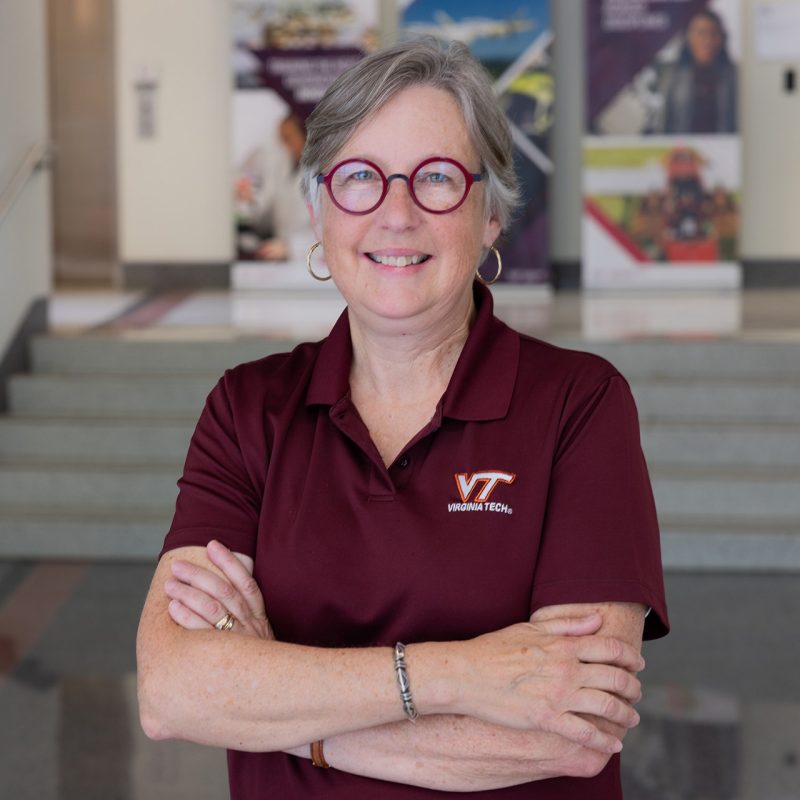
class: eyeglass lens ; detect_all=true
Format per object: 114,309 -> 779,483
329,160 -> 470,213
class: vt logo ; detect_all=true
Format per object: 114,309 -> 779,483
454,471 -> 516,504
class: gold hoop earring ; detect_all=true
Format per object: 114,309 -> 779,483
306,242 -> 331,282
476,246 -> 502,286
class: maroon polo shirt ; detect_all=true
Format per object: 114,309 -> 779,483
162,282 -> 669,799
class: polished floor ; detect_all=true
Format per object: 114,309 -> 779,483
2,282 -> 800,798
1,564 -> 798,799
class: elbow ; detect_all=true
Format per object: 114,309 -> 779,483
139,706 -> 172,742
137,672 -> 178,742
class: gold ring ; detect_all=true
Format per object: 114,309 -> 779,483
214,613 -> 235,632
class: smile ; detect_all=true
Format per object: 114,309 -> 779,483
366,253 -> 431,268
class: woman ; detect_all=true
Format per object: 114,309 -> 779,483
137,40 -> 668,798
651,9 -> 737,134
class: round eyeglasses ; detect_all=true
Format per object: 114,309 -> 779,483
316,157 -> 483,215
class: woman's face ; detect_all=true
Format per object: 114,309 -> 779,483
311,85 -> 501,327
687,15 -> 723,66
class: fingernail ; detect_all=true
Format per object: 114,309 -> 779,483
632,711 -> 641,726
613,741 -> 623,753
638,657 -> 646,671
164,579 -> 177,592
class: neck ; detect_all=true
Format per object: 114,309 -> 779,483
347,289 -> 476,404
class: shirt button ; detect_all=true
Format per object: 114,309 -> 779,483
398,456 -> 410,469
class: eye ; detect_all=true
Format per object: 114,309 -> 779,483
344,168 -> 379,183
417,170 -> 452,185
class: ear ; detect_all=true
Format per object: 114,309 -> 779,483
306,201 -> 323,242
482,213 -> 502,250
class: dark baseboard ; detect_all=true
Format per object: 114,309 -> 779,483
121,262 -> 231,290
0,297 -> 48,413
551,260 -> 581,291
551,259 -> 800,290
741,260 -> 800,288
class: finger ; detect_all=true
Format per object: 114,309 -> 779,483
168,598 -> 214,631
574,635 -> 645,673
164,578 -> 231,628
529,613 -> 603,638
581,663 -> 642,703
569,689 -> 640,729
551,712 -> 623,755
206,541 -> 267,621
168,563 -> 257,634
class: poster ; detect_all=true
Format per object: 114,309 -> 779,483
231,1 -> 378,286
400,0 -> 554,285
583,0 -> 742,288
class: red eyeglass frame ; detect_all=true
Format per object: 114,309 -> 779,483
316,156 -> 483,215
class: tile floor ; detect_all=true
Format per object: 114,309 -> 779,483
3,282 -> 800,797
1,564 -> 798,799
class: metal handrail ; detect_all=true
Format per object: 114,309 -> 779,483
0,141 -> 52,232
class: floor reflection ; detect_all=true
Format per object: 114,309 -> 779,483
0,566 -> 798,799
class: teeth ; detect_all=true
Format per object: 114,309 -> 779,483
369,254 -> 428,267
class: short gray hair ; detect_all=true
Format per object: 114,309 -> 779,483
299,39 -> 520,230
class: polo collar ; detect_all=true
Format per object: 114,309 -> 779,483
306,282 -> 519,422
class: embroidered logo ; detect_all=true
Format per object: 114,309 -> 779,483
449,471 -> 516,514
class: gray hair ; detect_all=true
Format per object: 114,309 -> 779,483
299,39 -> 520,230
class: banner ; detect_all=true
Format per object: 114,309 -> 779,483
583,0 -> 742,288
231,1 -> 377,285
400,0 -> 554,285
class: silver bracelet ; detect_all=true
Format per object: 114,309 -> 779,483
394,642 -> 419,722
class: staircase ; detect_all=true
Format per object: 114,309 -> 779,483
0,334 -> 799,569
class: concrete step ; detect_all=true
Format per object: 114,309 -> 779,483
0,464 -> 179,512
32,335 -> 800,379
651,466 -> 800,521
31,336 -> 296,375
641,421 -> 800,467
0,508 -> 798,568
659,517 -> 800,572
629,378 -> 800,423
555,339 -> 800,380
0,417 -> 194,464
0,509 -> 170,560
9,372 -> 800,423
7,374 -> 215,418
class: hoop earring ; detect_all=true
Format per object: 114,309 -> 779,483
306,242 -> 331,281
476,246 -> 502,286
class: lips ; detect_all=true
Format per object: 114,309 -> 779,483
366,253 -> 432,267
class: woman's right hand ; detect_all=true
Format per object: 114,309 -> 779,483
164,540 -> 273,640
451,614 -> 643,754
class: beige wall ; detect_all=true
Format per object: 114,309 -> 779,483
740,0 -> 800,259
0,0 -> 52,356
114,0 -> 232,263
48,0 -> 117,284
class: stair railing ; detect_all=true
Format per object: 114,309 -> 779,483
0,141 -> 52,232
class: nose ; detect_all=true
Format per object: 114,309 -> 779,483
378,174 -> 419,228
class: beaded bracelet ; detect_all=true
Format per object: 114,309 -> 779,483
394,642 -> 419,722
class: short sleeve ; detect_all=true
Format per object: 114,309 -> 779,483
159,374 -> 263,561
530,374 -> 669,639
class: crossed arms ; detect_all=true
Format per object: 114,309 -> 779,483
137,540 -> 645,792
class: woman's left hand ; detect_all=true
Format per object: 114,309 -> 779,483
163,539 -> 274,640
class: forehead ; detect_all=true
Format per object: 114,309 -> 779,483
336,85 -> 477,167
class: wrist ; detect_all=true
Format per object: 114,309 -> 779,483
405,640 -> 466,717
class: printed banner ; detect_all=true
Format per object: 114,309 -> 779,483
231,1 -> 377,282
583,0 -> 742,288
400,0 -> 554,285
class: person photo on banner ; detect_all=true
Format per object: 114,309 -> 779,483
649,9 -> 737,135
235,112 -> 316,261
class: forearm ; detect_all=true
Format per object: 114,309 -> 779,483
138,625 -> 453,752
137,549 -> 456,751
286,714 -> 606,791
